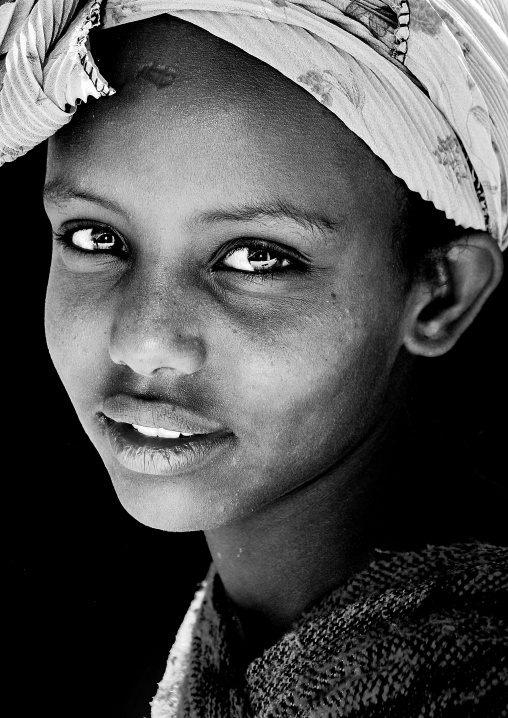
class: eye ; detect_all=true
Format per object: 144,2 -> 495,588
220,243 -> 294,273
54,224 -> 127,256
72,227 -> 119,252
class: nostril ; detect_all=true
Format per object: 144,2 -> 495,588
108,288 -> 207,376
109,332 -> 207,377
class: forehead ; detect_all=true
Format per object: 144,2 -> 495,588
47,16 -> 402,233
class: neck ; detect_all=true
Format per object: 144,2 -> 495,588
204,410 -> 411,663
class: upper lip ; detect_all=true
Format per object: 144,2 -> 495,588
101,394 -> 230,435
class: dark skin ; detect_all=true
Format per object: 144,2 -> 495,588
43,18 -> 503,661
208,393 -> 411,658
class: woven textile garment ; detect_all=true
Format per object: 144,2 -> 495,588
151,542 -> 508,717
1,0 -> 508,247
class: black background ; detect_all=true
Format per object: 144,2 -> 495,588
3,144 -> 506,716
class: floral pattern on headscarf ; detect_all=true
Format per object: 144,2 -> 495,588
1,0 -> 507,248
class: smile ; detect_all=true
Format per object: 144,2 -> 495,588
98,395 -> 234,476
132,424 -> 196,439
101,417 -> 234,476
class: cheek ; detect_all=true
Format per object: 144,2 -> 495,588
44,259 -> 110,405
191,292 -> 404,526
223,296 -> 401,447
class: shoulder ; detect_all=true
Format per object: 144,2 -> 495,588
246,543 -> 508,716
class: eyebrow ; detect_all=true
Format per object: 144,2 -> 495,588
190,199 -> 344,238
43,179 -> 126,216
43,181 -> 343,238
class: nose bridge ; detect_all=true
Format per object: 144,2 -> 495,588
109,265 -> 206,377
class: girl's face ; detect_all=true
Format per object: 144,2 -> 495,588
44,19 -> 413,531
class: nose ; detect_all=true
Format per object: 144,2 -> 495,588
109,274 -> 207,377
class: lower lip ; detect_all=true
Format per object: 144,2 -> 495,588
100,416 -> 234,476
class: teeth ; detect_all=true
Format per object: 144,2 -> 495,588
133,424 -> 159,437
132,424 -> 195,439
157,428 -> 183,439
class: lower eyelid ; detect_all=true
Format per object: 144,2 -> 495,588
52,236 -> 124,265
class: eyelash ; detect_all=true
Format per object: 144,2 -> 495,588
53,223 -> 128,258
52,223 -> 309,278
217,239 -> 308,277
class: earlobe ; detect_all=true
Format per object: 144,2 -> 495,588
403,231 -> 504,358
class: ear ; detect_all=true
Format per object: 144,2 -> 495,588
403,231 -> 504,358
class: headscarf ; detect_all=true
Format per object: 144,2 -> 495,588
1,0 -> 507,248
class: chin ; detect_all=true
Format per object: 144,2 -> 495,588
106,466 -> 240,533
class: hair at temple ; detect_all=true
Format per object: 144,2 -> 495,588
392,182 -> 465,288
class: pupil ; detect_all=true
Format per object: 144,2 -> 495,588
95,233 -> 115,248
249,249 -> 270,262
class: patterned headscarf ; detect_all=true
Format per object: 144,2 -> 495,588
1,0 -> 507,248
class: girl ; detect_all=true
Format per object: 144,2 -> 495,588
1,0 -> 507,715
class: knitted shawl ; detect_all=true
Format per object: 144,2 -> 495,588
151,542 -> 508,717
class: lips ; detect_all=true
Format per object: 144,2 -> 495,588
102,393 -> 227,435
99,394 -> 234,476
